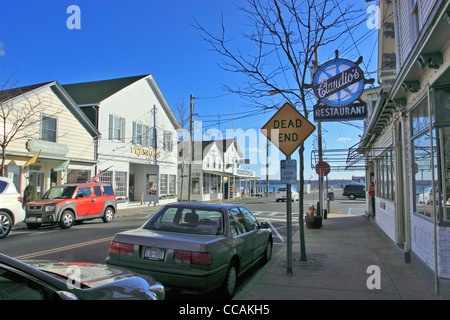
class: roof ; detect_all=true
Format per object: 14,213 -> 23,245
0,81 -> 53,103
62,75 -> 148,105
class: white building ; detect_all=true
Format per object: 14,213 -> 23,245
178,139 -> 258,201
360,0 -> 450,283
63,75 -> 180,208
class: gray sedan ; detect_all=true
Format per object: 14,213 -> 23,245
106,203 -> 273,299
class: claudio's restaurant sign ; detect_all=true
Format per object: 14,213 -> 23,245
312,52 -> 374,122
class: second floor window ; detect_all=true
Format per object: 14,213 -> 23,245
109,115 -> 125,142
163,131 -> 173,151
41,114 -> 57,142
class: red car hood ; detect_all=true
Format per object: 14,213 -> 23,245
26,199 -> 67,206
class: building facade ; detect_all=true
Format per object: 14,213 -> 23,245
63,75 -> 180,208
0,81 -> 100,197
361,0 -> 450,280
178,139 -> 258,201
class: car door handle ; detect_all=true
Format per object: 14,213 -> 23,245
91,199 -> 96,203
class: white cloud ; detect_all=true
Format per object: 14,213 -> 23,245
0,42 -> 5,56
337,137 -> 351,142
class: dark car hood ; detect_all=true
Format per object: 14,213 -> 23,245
22,260 -> 164,300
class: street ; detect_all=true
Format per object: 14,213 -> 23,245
0,190 -> 366,299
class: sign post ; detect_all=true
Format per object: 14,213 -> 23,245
261,102 -> 316,275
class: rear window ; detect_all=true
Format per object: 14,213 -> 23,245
93,186 -> 102,196
278,187 -> 286,191
144,207 -> 224,235
0,181 -> 7,194
103,186 -> 115,196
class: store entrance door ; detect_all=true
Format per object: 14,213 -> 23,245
30,172 -> 45,199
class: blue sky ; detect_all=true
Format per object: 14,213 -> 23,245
0,0 -> 379,181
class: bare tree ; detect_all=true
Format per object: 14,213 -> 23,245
193,0 -> 367,260
0,76 -> 62,176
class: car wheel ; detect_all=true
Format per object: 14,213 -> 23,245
0,211 -> 12,239
59,210 -> 74,229
102,207 -> 114,223
261,239 -> 272,265
349,194 -> 356,200
220,261 -> 238,299
276,199 -> 279,202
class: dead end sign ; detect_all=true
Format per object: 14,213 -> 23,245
261,102 -> 316,157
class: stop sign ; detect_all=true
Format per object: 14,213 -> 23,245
316,161 -> 330,177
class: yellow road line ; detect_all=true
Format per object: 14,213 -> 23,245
14,237 -> 113,260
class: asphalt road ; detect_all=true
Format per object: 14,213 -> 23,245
0,189 -> 366,299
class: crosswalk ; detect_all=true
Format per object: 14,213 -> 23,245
250,210 -> 300,244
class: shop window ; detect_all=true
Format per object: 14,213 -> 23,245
67,169 -> 90,183
375,148 -> 395,200
160,174 -> 168,195
169,175 -> 176,195
439,127 -> 450,221
99,171 -> 112,185
41,114 -> 57,142
114,171 -> 127,200
146,174 -> 157,195
413,131 -> 438,219
203,173 -> 210,194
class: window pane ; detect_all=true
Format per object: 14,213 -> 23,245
114,171 -> 127,199
41,116 -> 57,142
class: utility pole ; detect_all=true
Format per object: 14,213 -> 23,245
188,94 -> 194,202
314,43 -> 324,218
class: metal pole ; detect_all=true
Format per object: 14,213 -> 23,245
188,94 -> 194,202
286,156 -> 293,275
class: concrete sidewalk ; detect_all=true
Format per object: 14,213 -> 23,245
234,213 -> 450,300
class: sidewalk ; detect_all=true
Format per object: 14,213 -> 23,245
234,213 -> 450,300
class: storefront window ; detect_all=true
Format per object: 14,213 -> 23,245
439,127 -> 450,221
413,131 -> 438,219
114,171 -> 127,200
160,174 -> 168,195
147,174 -> 157,195
376,149 -> 394,200
168,175 -> 176,195
203,173 -> 210,194
67,169 -> 90,183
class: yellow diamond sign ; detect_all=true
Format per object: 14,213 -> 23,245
261,102 -> 316,157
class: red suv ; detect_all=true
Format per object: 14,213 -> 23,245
25,183 -> 117,230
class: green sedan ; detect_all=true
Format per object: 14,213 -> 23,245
106,203 -> 273,299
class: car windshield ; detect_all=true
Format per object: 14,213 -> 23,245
144,206 -> 224,235
42,186 -> 77,199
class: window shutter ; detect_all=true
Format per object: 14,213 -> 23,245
121,117 -> 126,142
109,114 -> 113,140
132,121 -> 136,144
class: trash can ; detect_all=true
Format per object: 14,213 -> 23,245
327,192 -> 334,201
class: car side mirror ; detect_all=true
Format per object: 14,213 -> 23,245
76,194 -> 84,198
260,221 -> 270,229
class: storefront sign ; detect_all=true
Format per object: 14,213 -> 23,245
313,57 -> 365,108
131,146 -> 161,159
234,168 -> 256,178
26,140 -> 68,156
313,101 -> 368,122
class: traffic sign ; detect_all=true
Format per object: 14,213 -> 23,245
281,160 -> 297,184
261,102 -> 316,157
315,161 -> 330,177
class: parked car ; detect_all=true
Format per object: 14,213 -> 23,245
25,183 -> 117,230
0,177 -> 25,239
418,187 -> 439,204
275,187 -> 299,202
106,203 -> 273,299
0,253 -> 164,300
343,184 -> 366,200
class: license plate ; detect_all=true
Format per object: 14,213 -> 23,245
144,247 -> 165,261
26,217 -> 42,223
